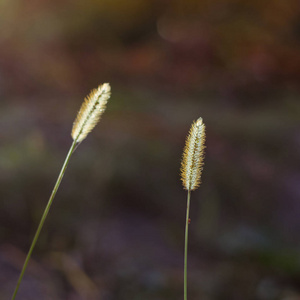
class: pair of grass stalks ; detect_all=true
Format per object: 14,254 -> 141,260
11,83 -> 206,300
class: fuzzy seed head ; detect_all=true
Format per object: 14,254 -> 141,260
71,83 -> 111,143
180,117 -> 206,191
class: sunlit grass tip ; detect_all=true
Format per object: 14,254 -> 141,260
71,83 -> 111,143
181,117 -> 206,191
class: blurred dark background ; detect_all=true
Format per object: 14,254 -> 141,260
1,0 -> 300,299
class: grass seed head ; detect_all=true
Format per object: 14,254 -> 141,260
180,117 -> 206,191
71,83 -> 111,143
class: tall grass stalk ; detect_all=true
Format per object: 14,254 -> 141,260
12,83 -> 111,300
180,118 -> 206,300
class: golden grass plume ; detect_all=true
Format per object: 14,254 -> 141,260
71,83 -> 111,143
181,117 -> 206,191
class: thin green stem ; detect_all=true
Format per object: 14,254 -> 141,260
12,139 -> 78,300
184,190 -> 191,300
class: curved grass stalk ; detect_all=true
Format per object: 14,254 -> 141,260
12,140 -> 77,299
11,83 -> 111,299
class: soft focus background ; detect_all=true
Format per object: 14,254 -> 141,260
1,1 -> 300,299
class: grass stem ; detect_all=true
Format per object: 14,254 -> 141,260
11,139 -> 78,300
184,190 -> 191,300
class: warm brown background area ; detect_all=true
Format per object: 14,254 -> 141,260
1,0 -> 300,299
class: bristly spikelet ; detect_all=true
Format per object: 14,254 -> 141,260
181,118 -> 206,191
71,83 -> 111,143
